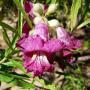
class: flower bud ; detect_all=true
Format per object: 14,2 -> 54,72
33,3 -> 44,16
46,4 -> 58,15
33,16 -> 48,25
48,19 -> 60,28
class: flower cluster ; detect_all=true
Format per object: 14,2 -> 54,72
16,1 -> 82,76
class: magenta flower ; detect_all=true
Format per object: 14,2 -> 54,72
23,52 -> 54,76
22,22 -> 31,34
24,1 -> 34,20
56,27 -> 82,50
56,27 -> 82,64
17,23 -> 64,76
24,1 -> 33,13
61,50 -> 75,63
34,23 -> 49,41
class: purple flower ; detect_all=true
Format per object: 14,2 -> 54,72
24,1 -> 33,13
23,52 -> 54,76
17,23 -> 64,76
22,22 -> 31,35
56,27 -> 82,50
34,23 -> 49,41
61,50 -> 75,63
56,27 -> 82,65
24,1 -> 34,20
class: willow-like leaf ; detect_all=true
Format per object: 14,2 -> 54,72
69,0 -> 82,31
2,29 -> 13,50
77,19 -> 90,29
0,22 -> 19,36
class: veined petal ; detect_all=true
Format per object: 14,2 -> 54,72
56,27 -> 72,46
43,39 -> 64,53
34,23 -> 49,41
56,27 -> 82,50
23,53 -> 54,76
16,35 -> 44,52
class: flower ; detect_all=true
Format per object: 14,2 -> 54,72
17,23 -> 64,76
22,22 -> 31,35
56,27 -> 82,65
56,27 -> 82,50
23,52 -> 54,76
24,1 -> 34,20
33,23 -> 49,41
24,1 -> 33,13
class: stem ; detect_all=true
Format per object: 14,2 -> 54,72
0,58 -> 7,64
13,0 -> 33,29
18,0 -> 23,36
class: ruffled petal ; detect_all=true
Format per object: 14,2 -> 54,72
56,27 -> 82,50
34,23 -> 49,41
22,22 -> 31,34
23,53 -> 54,76
42,39 -> 65,53
16,35 -> 44,52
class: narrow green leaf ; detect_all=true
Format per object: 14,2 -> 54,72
17,79 -> 34,89
12,60 -> 26,72
3,60 -> 25,73
0,74 -> 14,83
2,29 -> 13,50
70,0 -> 82,31
0,22 -> 19,36
77,19 -> 90,29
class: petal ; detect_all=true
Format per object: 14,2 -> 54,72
34,23 -> 49,41
16,35 -> 44,52
24,1 -> 33,13
62,50 -> 75,63
71,36 -> 82,49
56,27 -> 72,46
56,27 -> 82,50
23,53 -> 54,76
22,22 -> 31,34
43,39 -> 65,53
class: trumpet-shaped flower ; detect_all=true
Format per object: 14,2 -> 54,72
56,27 -> 82,65
17,23 -> 64,76
56,27 -> 82,50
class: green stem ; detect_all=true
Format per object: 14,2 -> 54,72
13,0 -> 32,29
18,0 -> 23,36
0,58 -> 7,64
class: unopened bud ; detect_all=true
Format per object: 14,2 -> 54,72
33,3 -> 44,16
48,19 -> 60,28
46,4 -> 58,15
33,16 -> 48,25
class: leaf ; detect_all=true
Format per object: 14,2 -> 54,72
2,29 -> 13,50
70,0 -> 82,31
0,73 -> 14,83
17,79 -> 34,89
12,60 -> 26,72
77,19 -> 90,29
4,60 -> 26,73
0,21 -> 19,36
